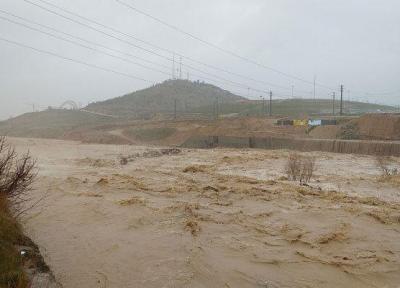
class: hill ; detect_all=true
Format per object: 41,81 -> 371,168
85,79 -> 245,118
0,80 -> 398,143
0,109 -> 117,139
191,98 -> 397,118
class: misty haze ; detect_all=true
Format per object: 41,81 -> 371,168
0,1 -> 399,288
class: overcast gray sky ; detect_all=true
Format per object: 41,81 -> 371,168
0,0 -> 399,119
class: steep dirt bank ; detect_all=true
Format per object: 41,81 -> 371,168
310,114 -> 400,141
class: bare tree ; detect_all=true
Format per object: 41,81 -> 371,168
0,137 -> 37,214
285,152 -> 316,185
375,155 -> 398,177
299,156 -> 316,185
285,153 -> 301,181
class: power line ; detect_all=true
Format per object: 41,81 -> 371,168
0,36 -> 153,83
116,0 -> 336,90
15,2 -> 276,95
22,0 -> 302,93
0,11 -> 272,97
0,9 -> 174,72
116,0 -> 398,101
0,15 -> 174,77
14,0 -> 392,104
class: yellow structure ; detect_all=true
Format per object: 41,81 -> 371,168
293,119 -> 308,126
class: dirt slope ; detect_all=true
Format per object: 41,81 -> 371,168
309,114 -> 400,141
356,113 -> 400,140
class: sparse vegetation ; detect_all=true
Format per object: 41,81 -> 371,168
0,137 -> 36,215
337,122 -> 360,140
0,137 -> 37,288
0,196 -> 28,288
285,153 -> 316,185
375,155 -> 398,177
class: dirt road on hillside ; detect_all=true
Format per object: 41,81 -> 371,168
11,138 -> 400,288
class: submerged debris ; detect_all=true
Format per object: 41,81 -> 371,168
119,148 -> 182,164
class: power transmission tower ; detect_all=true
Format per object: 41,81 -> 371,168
332,92 -> 336,116
340,85 -> 344,116
269,91 -> 273,116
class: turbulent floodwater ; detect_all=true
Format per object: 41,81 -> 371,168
11,137 -> 400,288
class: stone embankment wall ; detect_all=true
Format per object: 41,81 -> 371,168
182,135 -> 400,156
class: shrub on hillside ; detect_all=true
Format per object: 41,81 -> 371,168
337,122 -> 360,140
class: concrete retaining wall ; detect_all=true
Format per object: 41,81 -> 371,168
182,135 -> 400,156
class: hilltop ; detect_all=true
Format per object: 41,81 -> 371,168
85,79 -> 245,118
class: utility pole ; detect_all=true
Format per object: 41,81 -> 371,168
216,96 -> 219,119
179,56 -> 182,79
26,103 -> 35,113
262,96 -> 265,116
313,75 -> 316,103
332,92 -> 336,116
172,53 -> 175,79
174,99 -> 177,120
347,90 -> 351,114
269,91 -> 273,117
291,85 -> 294,98
340,85 -> 344,116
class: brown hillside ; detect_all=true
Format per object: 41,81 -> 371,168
85,79 -> 245,118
